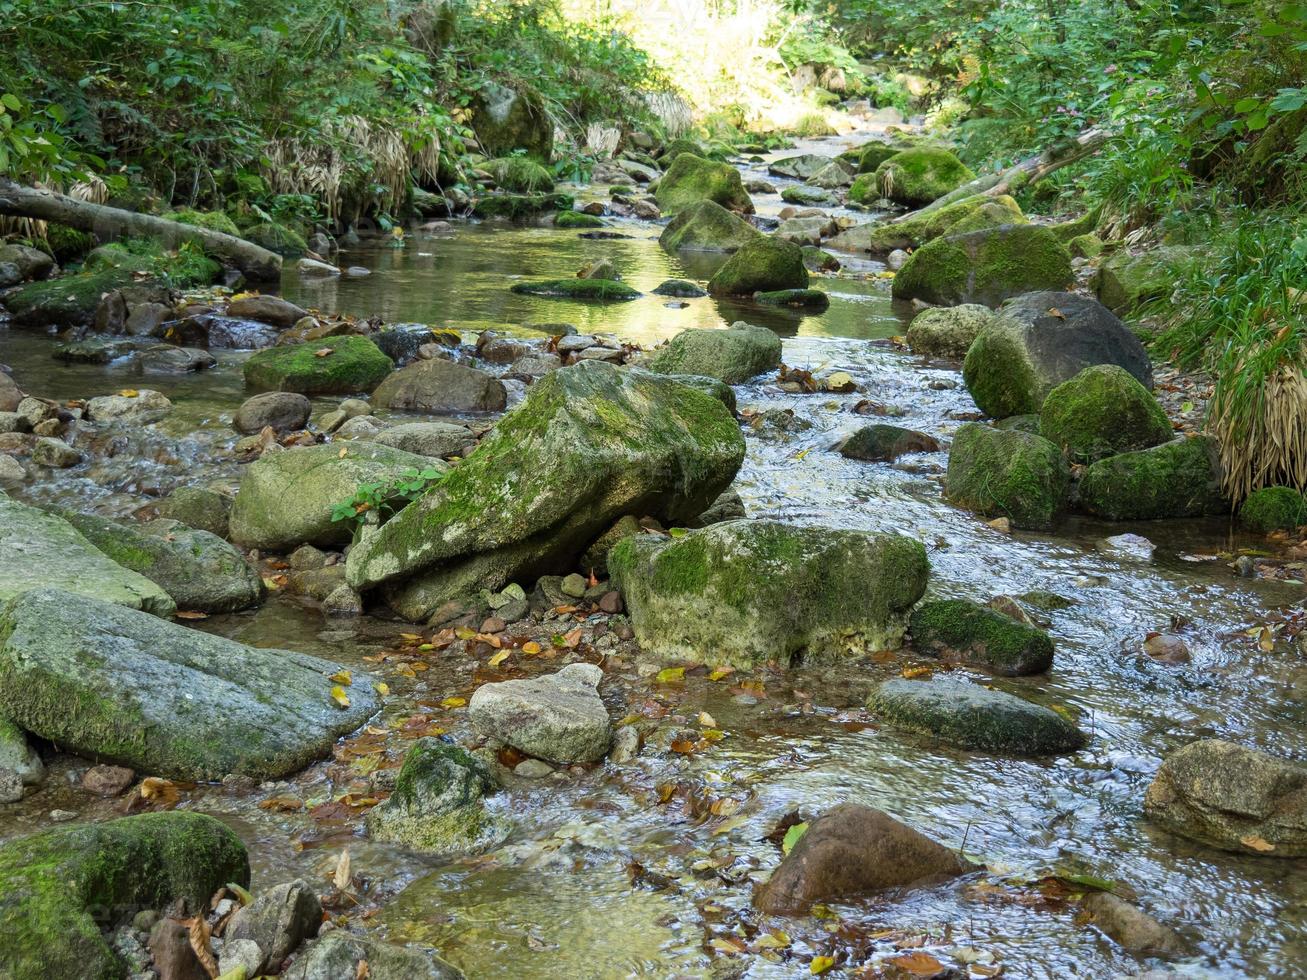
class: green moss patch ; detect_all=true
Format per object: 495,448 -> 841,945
874,147 -> 975,206
910,598 -> 1053,675
753,288 -> 829,310
1239,486 -> 1307,532
555,210 -> 606,229
510,278 -> 641,301
1039,364 -> 1172,463
945,423 -> 1070,530
242,335 -> 394,395
892,224 -> 1072,307
707,237 -> 808,296
654,153 -> 753,215
1078,436 -> 1227,520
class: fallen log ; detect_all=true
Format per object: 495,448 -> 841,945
0,178 -> 281,281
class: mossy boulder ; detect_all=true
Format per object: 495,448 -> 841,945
44,223 -> 96,263
1068,232 -> 1104,259
654,153 -> 754,215
471,192 -> 574,219
509,278 -> 640,300
830,194 -> 1025,255
874,147 -> 975,207
644,322 -> 781,384
779,185 -> 831,206
365,738 -> 506,855
1078,436 -> 1227,520
657,138 -> 708,166
555,209 -> 606,229
241,221 -> 308,257
905,304 -> 995,358
910,598 -> 1053,675
0,812 -> 249,980
157,486 -> 232,538
857,143 -> 903,173
3,268 -> 144,330
891,225 -> 1072,307
243,336 -> 394,395
836,424 -> 940,462
1039,364 -> 1172,463
0,496 -> 174,616
767,154 -> 833,180
162,208 -> 241,236
652,279 -> 709,298
846,172 -> 882,205
659,200 -> 761,253
869,678 -> 1085,755
472,80 -> 552,160
0,243 -> 54,282
609,520 -> 929,669
962,292 -> 1153,418
0,588 -> 379,779
346,362 -> 746,620
1239,486 -> 1307,532
484,156 -> 555,193
707,237 -> 808,297
753,288 -> 829,310
1091,246 -> 1196,313
230,442 -> 432,551
945,423 -> 1070,530
55,510 -> 263,614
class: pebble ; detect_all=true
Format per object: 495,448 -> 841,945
1098,533 -> 1155,560
83,764 -> 135,797
1143,633 -> 1192,665
598,591 -> 623,614
561,572 -> 588,598
609,725 -> 640,763
480,616 -> 506,634
50,809 -> 78,822
514,759 -> 555,778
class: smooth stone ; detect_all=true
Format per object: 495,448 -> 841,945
469,663 -> 611,764
234,392 -> 311,434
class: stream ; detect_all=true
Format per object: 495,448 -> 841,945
2,129 -> 1305,979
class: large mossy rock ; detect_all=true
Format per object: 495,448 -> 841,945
0,812 -> 249,980
1091,246 -> 1195,313
945,424 -> 1070,530
654,153 -> 754,215
1240,486 -> 1307,533
891,225 -> 1072,307
608,520 -> 929,669
707,237 -> 808,297
0,588 -> 379,780
643,322 -> 781,384
1039,364 -> 1172,463
241,221 -> 308,257
3,268 -> 148,330
56,511 -> 263,614
835,194 -> 1026,255
346,362 -> 745,620
658,199 -> 761,253
230,442 -> 433,551
243,336 -> 393,395
767,154 -> 834,180
1144,739 -> 1307,856
0,496 -> 174,615
472,81 -> 552,160
1078,436 -> 1226,520
869,678 -> 1086,755
910,598 -> 1053,675
873,147 -> 975,206
962,291 -> 1152,418
905,304 -> 995,358
372,358 -> 508,413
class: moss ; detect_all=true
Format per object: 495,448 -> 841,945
509,278 -> 640,301
802,246 -> 841,272
862,194 -> 1025,254
163,208 -> 241,236
910,598 -> 1053,675
1050,206 -> 1102,242
3,267 -> 141,328
1078,436 -> 1227,520
1067,232 -> 1104,259
1090,246 -> 1196,313
905,304 -> 994,358
472,191 -> 574,219
858,143 -> 903,173
656,138 -> 707,167
484,156 -> 555,193
707,237 -> 808,297
753,288 -> 829,310
654,153 -> 753,215
779,185 -> 831,206
555,210 -> 606,229
241,221 -> 308,257
874,147 -> 975,206
837,424 -> 939,461
995,414 -> 1041,435
847,172 -> 881,205
1039,365 -> 1172,463
961,319 -> 1041,418
892,224 -> 1073,307
644,323 -> 781,384
242,335 -> 394,395
44,223 -> 96,263
659,199 -> 760,253
1239,486 -> 1307,533
0,812 -> 248,980
945,423 -> 1070,529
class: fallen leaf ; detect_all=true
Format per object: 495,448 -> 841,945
118,388 -> 140,398
488,649 -> 511,667
186,916 -> 218,978
708,666 -> 735,681
697,711 -> 717,728
374,682 -> 389,696
888,951 -> 946,976
329,669 -> 353,686
810,955 -> 835,975
333,847 -> 352,890
755,931 -> 791,950
314,347 -> 334,357
330,685 -> 351,708
656,666 -> 686,683
257,795 -> 304,812
782,822 -> 808,854
140,777 -> 180,805
174,610 -> 209,620
522,641 -> 542,655
1241,834 -> 1276,852
441,696 -> 467,709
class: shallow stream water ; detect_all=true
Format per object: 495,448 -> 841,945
2,130 -> 1306,979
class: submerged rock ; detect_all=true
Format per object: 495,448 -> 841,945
609,520 -> 928,669
910,598 -> 1053,675
1039,364 -> 1172,463
707,237 -> 808,297
366,738 -> 507,854
85,389 -> 172,424
0,811 -> 248,980
1078,436 -> 1226,521
643,322 -> 781,384
753,287 -> 829,310
283,932 -> 464,980
654,153 -> 753,215
1079,891 -> 1188,958
836,423 -> 940,462
469,663 -> 610,764
658,200 -> 760,253
651,278 -> 709,298
1144,739 -> 1307,856
371,358 -> 508,413
945,424 -> 1070,530
243,336 -> 393,395
905,304 -> 995,358
869,677 -> 1086,755
755,803 -> 970,914
0,588 -> 379,780
767,154 -> 834,180
509,278 -> 641,301
892,225 -> 1072,307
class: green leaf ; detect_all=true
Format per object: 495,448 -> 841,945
0,93 -> 20,111
782,822 -> 808,855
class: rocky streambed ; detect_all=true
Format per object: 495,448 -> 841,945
1,126 -> 1307,980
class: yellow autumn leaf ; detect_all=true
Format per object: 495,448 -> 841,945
374,682 -> 389,696
522,641 -> 542,655
441,696 -> 467,709
488,649 -> 510,667
698,711 -> 717,728
708,666 -> 735,681
330,685 -> 350,708
810,955 -> 835,975
755,931 -> 790,950
1241,834 -> 1276,852
329,670 -> 352,686
117,389 -> 139,398
656,666 -> 685,683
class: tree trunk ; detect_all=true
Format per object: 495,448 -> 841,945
0,179 -> 282,281
904,127 -> 1111,219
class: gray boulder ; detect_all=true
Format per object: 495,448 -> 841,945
643,322 -> 781,384
84,389 -> 172,423
469,663 -> 611,764
234,391 -> 311,434
371,421 -> 473,458
283,932 -> 463,980
157,486 -> 232,538
224,879 -> 321,974
372,358 -> 508,413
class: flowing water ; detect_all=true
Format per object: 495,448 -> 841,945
2,132 -> 1306,979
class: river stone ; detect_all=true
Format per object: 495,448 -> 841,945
767,154 -> 834,181
0,716 -> 43,797
0,243 -> 54,282
1039,364 -> 1172,463
137,344 -> 215,373
892,225 -> 1072,307
365,737 -> 507,854
652,279 -> 709,298
874,147 -> 975,206
234,391 -> 311,433
224,878 -> 321,973
643,322 -> 781,384
945,423 -> 1070,530
372,421 -> 473,458
283,932 -> 464,980
226,294 -> 308,328
243,336 -> 393,395
654,153 -> 754,215
164,314 -> 280,350
346,362 -> 745,618
509,351 -> 562,378
0,454 -> 24,485
30,437 -> 81,468
1079,891 -> 1188,957
837,424 -> 940,462
157,486 -> 232,538
55,511 -> 264,614
0,497 -> 174,615
905,304 -> 996,358
910,598 -> 1053,675
372,358 -> 508,413
230,442 -> 432,551
0,588 -> 379,780
658,200 -> 761,253
0,812 -> 249,980
774,216 -> 828,247
85,389 -> 173,423
469,663 -> 611,763
962,291 -> 1152,418
1079,436 -> 1226,520
1144,739 -> 1307,856
707,237 -> 808,297
609,520 -> 929,669
755,803 -> 970,915
869,678 -> 1086,755
0,372 -> 21,412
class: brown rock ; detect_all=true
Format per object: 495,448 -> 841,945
148,918 -> 209,980
599,591 -> 623,614
1143,633 -> 1190,665
1079,891 -> 1188,957
480,616 -> 506,634
83,764 -> 136,796
227,295 -> 309,329
0,372 -> 21,413
755,803 -> 970,914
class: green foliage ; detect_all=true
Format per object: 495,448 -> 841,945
331,466 -> 446,530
